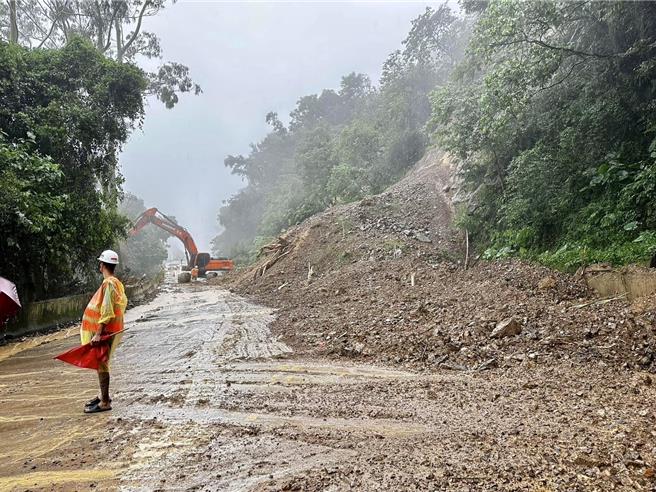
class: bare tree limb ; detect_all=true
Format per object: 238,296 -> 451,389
114,15 -> 122,60
18,4 -> 51,37
9,0 -> 19,43
102,5 -> 119,53
36,18 -> 58,48
119,0 -> 151,61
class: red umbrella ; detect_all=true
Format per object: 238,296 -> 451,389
54,331 -> 123,370
0,276 -> 21,324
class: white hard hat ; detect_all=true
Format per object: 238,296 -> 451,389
97,249 -> 119,265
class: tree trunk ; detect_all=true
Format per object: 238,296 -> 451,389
115,17 -> 123,62
9,0 -> 18,44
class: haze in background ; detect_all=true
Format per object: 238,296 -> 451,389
121,1 -> 442,251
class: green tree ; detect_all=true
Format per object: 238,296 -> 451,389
0,138 -> 69,300
0,39 -> 147,299
0,0 -> 200,108
430,0 -> 656,267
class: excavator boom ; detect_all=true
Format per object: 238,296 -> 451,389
130,208 -> 199,260
129,208 -> 233,275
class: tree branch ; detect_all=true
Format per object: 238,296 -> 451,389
119,0 -> 151,60
18,3 -> 51,37
529,58 -> 589,97
524,36 -> 618,59
489,31 -> 622,59
102,6 -> 119,53
36,18 -> 58,48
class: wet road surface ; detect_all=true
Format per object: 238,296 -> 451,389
0,281 -> 425,490
1,280 -> 655,491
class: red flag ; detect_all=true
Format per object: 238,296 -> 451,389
54,332 -> 122,370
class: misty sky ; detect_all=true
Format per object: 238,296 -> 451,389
120,1 -> 444,252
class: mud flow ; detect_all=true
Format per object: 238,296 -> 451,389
0,278 -> 654,491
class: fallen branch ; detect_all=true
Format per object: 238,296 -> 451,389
571,293 -> 627,309
253,250 -> 291,280
464,229 -> 469,270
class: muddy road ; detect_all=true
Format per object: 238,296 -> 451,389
1,280 -> 655,491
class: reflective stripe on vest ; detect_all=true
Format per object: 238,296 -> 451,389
81,278 -> 125,333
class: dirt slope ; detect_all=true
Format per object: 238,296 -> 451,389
224,149 -> 656,372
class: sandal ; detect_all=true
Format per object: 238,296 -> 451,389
85,397 -> 100,407
85,396 -> 112,408
84,402 -> 112,413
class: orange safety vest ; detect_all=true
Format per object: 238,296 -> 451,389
81,276 -> 127,334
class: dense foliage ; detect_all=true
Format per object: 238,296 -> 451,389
0,0 -> 200,108
431,0 -> 656,269
213,6 -> 470,262
0,39 -> 146,300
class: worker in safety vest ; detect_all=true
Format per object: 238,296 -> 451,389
191,265 -> 199,281
81,250 -> 128,413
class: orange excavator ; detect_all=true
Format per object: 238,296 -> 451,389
130,208 -> 233,282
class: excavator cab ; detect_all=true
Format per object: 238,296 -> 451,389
195,253 -> 211,272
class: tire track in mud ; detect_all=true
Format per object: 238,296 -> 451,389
1,277 -> 654,491
112,279 -> 426,491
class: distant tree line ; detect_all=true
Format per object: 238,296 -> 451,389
217,1 -> 656,270
118,193 -> 170,278
213,5 -> 471,263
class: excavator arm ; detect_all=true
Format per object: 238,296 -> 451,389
129,207 -> 233,278
129,208 -> 199,265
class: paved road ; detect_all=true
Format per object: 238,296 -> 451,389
1,279 -> 654,491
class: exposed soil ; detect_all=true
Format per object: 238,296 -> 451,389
1,151 -> 655,491
224,150 -> 656,372
2,278 -> 655,491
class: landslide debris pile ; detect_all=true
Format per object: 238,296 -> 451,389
226,151 -> 656,371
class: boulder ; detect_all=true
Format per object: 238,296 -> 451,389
490,318 -> 522,339
177,271 -> 192,283
538,276 -> 557,290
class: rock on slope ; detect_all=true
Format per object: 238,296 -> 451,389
224,150 -> 656,372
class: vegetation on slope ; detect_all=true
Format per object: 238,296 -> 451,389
217,1 -> 656,271
430,0 -> 656,269
0,39 -> 146,300
212,5 -> 470,263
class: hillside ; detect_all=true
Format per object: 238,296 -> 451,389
224,149 -> 656,372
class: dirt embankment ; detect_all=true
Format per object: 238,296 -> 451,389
223,150 -> 656,372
